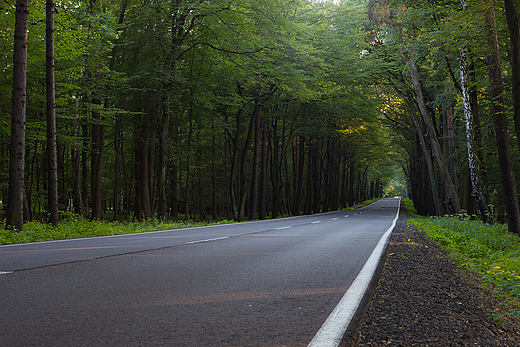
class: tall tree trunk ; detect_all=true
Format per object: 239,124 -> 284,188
6,0 -> 29,231
156,110 -> 169,217
248,104 -> 261,220
292,137 -> 305,215
503,0 -> 520,153
72,119 -> 84,216
91,99 -> 104,220
483,2 -> 520,234
238,103 -> 258,220
82,123 -> 89,216
409,61 -> 461,214
184,94 -> 194,221
459,47 -> 490,222
258,117 -> 268,220
212,124 -> 217,221
46,0 -> 58,226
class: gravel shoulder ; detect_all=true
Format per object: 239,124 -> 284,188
356,207 -> 520,346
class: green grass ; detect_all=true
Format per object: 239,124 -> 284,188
406,205 -> 520,301
0,217 -> 235,245
343,197 -> 381,210
0,198 -> 383,245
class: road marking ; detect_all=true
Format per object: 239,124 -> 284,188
344,215 -> 349,218
332,218 -> 338,221
0,271 -> 13,275
184,237 -> 229,245
276,226 -> 292,230
308,199 -> 400,347
311,221 -> 321,224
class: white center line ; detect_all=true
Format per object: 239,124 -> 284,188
276,226 -> 292,230
0,271 -> 13,275
344,215 -> 349,218
311,221 -> 321,224
332,218 -> 338,221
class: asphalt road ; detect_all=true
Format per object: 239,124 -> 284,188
0,198 -> 400,347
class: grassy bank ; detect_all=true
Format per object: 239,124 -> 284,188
403,198 -> 520,321
0,217 -> 235,245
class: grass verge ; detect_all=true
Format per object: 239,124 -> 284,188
0,217 -> 235,245
403,198 -> 520,324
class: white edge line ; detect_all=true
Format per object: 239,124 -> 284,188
307,198 -> 401,347
184,237 -> 229,245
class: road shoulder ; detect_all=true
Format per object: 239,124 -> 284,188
356,209 -> 520,346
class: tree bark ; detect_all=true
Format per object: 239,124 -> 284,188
483,2 -> 520,234
6,0 -> 29,231
46,0 -> 58,226
409,61 -> 461,214
503,0 -> 520,153
91,99 -> 104,220
459,47 -> 490,221
248,104 -> 261,220
258,117 -> 268,220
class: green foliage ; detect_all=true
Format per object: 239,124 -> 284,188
410,215 -> 520,299
0,216 -> 235,245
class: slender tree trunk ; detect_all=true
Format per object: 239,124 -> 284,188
6,0 -> 29,231
459,47 -> 490,221
409,61 -> 461,214
81,123 -> 89,216
46,0 -> 58,226
483,2 -> 520,234
503,0 -> 520,153
212,125 -> 217,220
258,117 -> 268,220
184,94 -> 194,221
91,99 -> 104,220
72,119 -> 83,216
157,97 -> 170,219
248,104 -> 261,220
238,103 -> 258,220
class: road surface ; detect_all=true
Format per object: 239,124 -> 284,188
0,198 -> 400,346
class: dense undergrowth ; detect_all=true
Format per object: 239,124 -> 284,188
0,198 -> 381,245
404,198 -> 520,316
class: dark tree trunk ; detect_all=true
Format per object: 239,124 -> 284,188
292,137 -> 305,215
503,0 -> 520,153
91,98 -> 104,220
409,61 -> 460,214
483,2 -> 520,234
157,98 -> 170,219
249,104 -> 261,220
6,0 -> 29,231
82,123 -> 89,216
46,0 -> 58,226
212,125 -> 217,221
258,117 -> 268,220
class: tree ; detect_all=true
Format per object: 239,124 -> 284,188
482,0 -> 520,234
503,0 -> 520,153
6,0 -> 29,231
46,0 -> 58,226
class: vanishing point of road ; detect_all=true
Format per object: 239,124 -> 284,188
0,198 -> 400,347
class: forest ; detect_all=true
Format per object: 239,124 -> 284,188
2,0 -> 520,235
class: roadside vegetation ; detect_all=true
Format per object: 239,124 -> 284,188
0,217 -> 235,245
404,198 -> 520,323
0,198 -> 382,245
